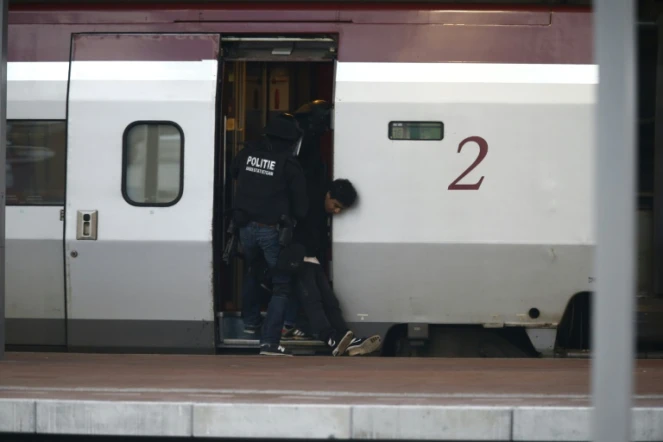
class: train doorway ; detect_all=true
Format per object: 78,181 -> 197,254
213,36 -> 337,351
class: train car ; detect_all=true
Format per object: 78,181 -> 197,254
3,1 -> 660,357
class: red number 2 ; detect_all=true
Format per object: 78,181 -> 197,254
448,136 -> 488,190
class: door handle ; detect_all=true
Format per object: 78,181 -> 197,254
76,210 -> 98,240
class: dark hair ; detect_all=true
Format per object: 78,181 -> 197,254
329,178 -> 357,208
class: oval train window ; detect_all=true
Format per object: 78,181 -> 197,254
122,122 -> 184,207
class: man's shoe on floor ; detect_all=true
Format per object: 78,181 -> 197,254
282,326 -> 312,341
260,343 -> 293,356
328,330 -> 354,356
346,335 -> 382,356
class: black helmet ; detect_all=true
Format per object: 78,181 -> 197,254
263,113 -> 303,142
294,99 -> 332,134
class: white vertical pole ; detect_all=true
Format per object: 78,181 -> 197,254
591,0 -> 637,441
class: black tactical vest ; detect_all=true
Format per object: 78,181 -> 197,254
234,140 -> 292,225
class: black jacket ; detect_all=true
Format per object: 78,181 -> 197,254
293,177 -> 330,259
231,138 -> 308,225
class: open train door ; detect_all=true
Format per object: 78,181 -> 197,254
64,33 -> 222,350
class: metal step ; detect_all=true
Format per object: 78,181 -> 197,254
219,339 -> 329,356
220,338 -> 327,348
219,338 -> 330,357
216,311 -> 329,354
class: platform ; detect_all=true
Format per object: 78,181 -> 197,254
0,353 -> 662,440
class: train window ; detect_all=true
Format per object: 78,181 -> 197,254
388,121 -> 444,141
122,122 -> 184,207
6,120 -> 67,206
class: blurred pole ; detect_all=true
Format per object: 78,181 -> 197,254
0,0 -> 7,361
591,0 -> 637,441
654,11 -> 663,298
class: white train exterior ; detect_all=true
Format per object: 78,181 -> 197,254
4,2 -> 612,356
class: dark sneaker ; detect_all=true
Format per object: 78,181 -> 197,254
346,335 -> 382,356
328,330 -> 354,356
282,326 -> 312,341
259,343 -> 293,356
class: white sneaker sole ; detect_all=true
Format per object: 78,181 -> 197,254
332,331 -> 354,356
347,335 -> 382,356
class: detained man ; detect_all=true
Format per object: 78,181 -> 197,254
291,178 -> 382,356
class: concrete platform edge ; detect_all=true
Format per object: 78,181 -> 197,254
512,406 -> 663,442
0,399 -> 35,433
1,399 -> 663,440
351,405 -> 513,440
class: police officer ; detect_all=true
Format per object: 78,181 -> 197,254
231,113 -> 308,356
242,101 -> 333,341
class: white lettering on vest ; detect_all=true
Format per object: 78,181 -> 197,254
246,155 -> 276,176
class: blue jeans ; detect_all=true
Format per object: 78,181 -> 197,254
284,298 -> 299,328
242,270 -> 300,330
239,222 -> 291,346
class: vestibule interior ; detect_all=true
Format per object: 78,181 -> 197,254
214,38 -> 336,317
